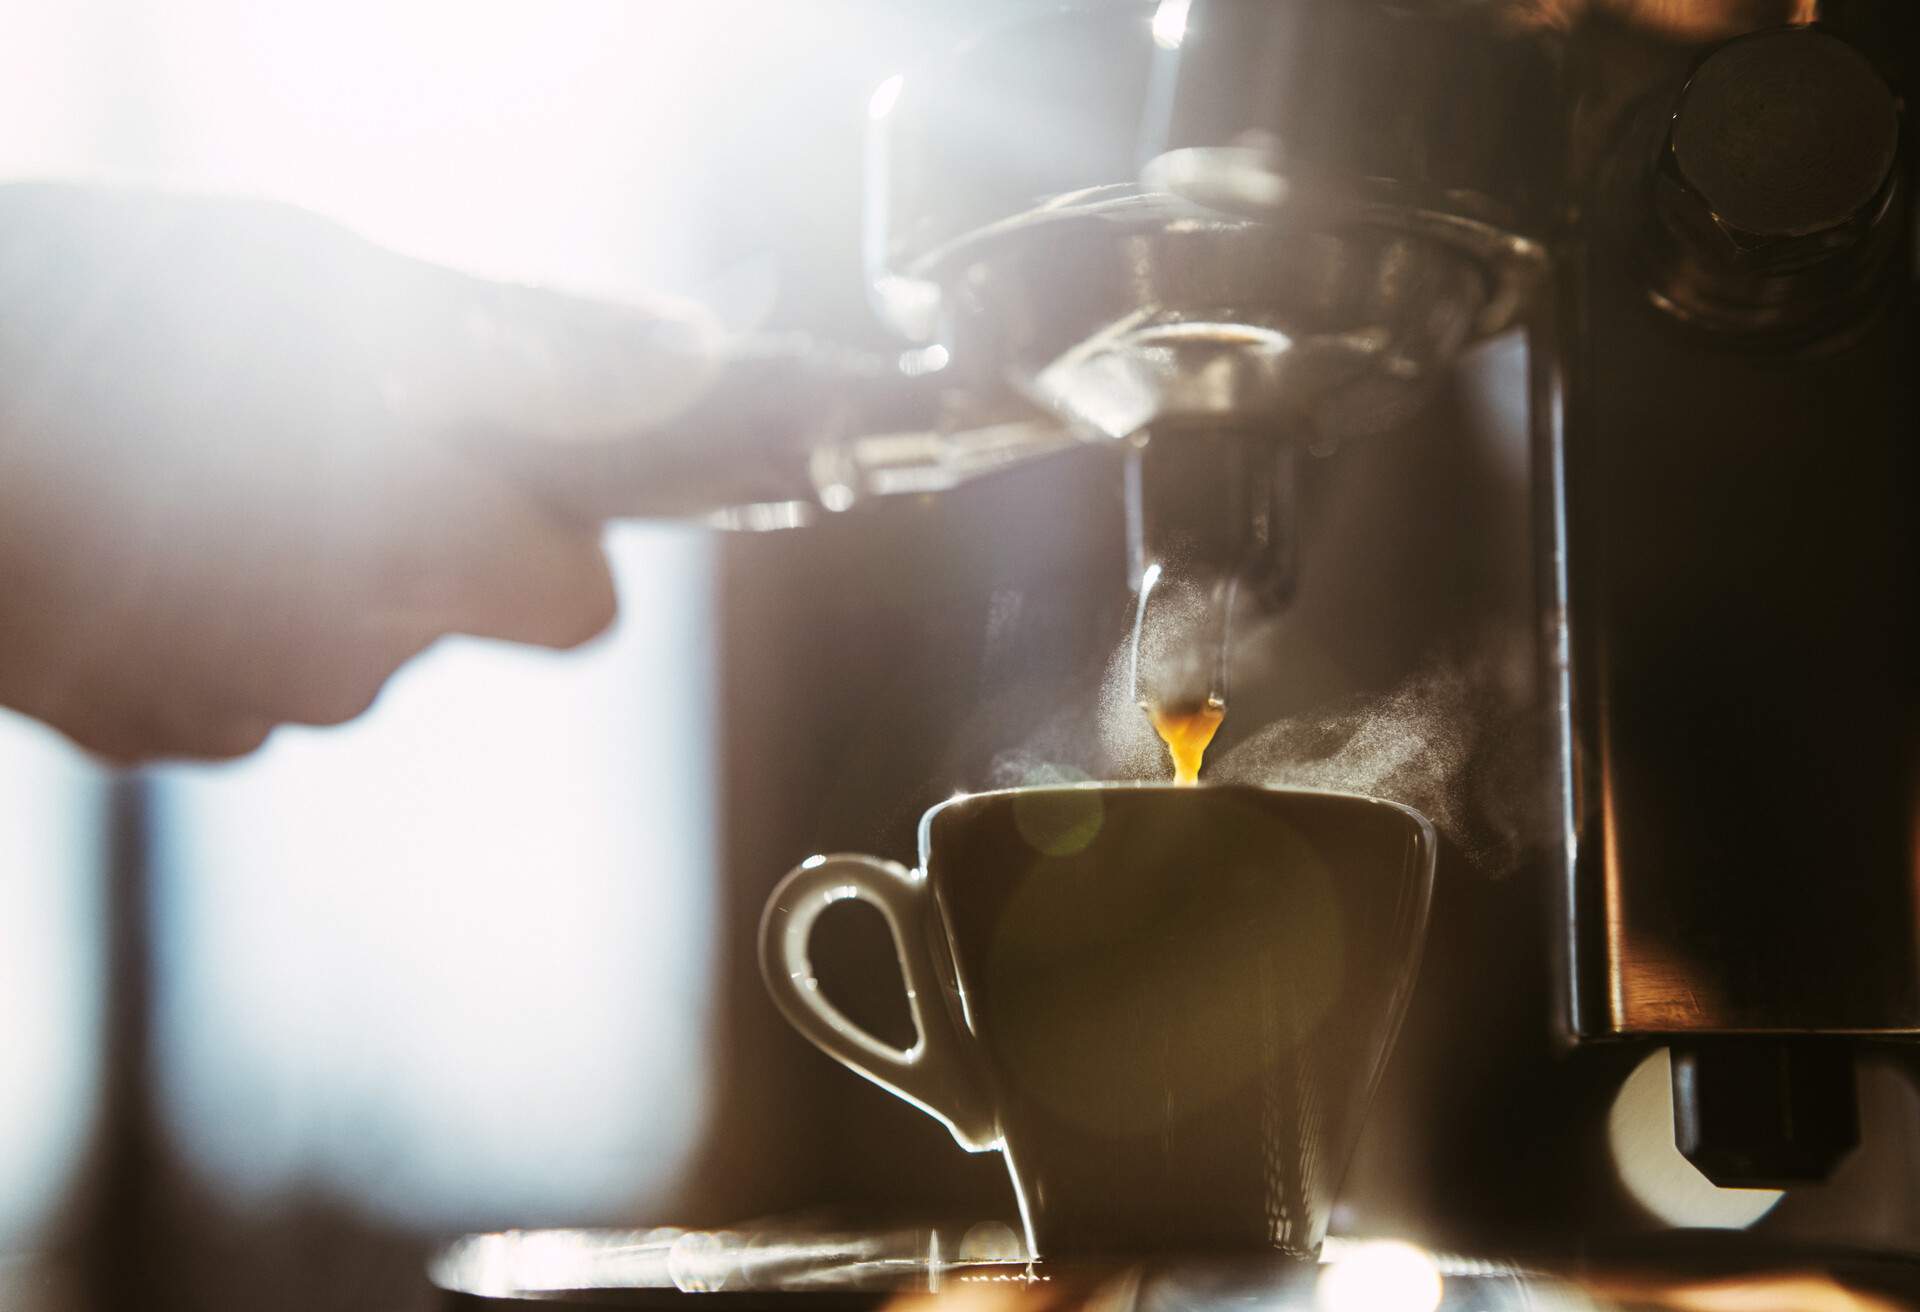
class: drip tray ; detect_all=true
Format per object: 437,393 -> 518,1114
429,1225 -> 1544,1310
431,1222 -> 1920,1310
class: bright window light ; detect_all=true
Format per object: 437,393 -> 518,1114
0,715 -> 105,1250
148,525 -> 716,1225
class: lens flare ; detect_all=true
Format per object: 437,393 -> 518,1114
1316,1240 -> 1443,1312
868,73 -> 905,121
1151,0 -> 1192,51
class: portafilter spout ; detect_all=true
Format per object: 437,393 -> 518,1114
1125,424 -> 1296,716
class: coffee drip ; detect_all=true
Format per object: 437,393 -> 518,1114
1147,700 -> 1225,786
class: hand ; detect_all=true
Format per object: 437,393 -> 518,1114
0,185 -> 692,762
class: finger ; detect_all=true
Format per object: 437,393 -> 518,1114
214,616 -> 440,728
457,514 -> 617,650
370,457 -> 619,650
105,534 -> 440,729
149,712 -> 276,762
43,695 -> 275,767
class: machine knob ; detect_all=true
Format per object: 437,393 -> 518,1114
1646,27 -> 1902,335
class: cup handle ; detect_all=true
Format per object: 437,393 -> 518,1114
759,854 -> 999,1151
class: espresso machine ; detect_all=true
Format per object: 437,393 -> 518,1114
437,0 -> 1920,1302
833,0 -> 1917,1214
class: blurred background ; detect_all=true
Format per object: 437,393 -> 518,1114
0,3 -> 1019,1307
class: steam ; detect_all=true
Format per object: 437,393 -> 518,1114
972,580 -> 1554,876
1216,666 -> 1469,849
1210,658 -> 1548,876
1075,629 -> 1548,875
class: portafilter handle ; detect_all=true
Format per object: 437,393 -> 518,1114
463,331 -> 973,527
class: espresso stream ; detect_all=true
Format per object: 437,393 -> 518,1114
1149,702 -> 1225,785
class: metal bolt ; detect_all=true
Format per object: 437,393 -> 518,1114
1658,27 -> 1898,274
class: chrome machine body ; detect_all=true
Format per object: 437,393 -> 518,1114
831,0 -> 1919,1235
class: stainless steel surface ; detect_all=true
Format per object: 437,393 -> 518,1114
431,1224 -> 1032,1296
856,1 -> 1558,721
831,0 -> 1920,1204
1101,0 -> 1920,1172
1560,15 -> 1920,1044
473,333 -> 948,525
428,1225 -> 1555,1306
912,186 -> 1500,450
1642,25 -> 1904,337
430,1224 -> 1920,1311
1123,430 -> 1295,711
